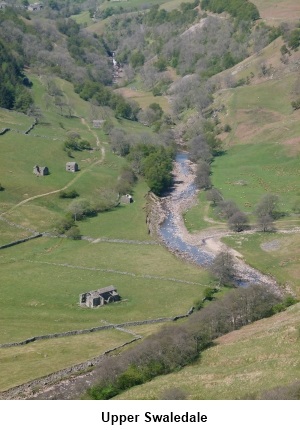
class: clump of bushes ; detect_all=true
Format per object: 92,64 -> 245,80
291,99 -> 300,110
63,132 -> 92,152
115,166 -> 137,195
59,189 -> 79,199
53,215 -> 81,240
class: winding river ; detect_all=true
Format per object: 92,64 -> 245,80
158,152 -> 278,289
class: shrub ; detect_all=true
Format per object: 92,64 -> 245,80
291,99 -> 300,110
65,226 -> 81,240
228,211 -> 249,232
288,28 -> 300,50
59,189 -> 79,199
210,250 -> 236,286
206,188 -> 223,205
160,387 -> 187,400
53,215 -> 74,235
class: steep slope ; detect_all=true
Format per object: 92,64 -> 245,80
115,303 -> 300,399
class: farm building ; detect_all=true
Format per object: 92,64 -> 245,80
33,165 -> 49,176
0,2 -> 7,9
66,161 -> 79,172
79,286 -> 121,308
92,120 -> 105,128
28,2 -> 43,11
120,194 -> 133,204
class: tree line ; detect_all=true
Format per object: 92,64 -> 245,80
85,283 -> 296,400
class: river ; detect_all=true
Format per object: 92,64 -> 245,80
158,152 -> 278,289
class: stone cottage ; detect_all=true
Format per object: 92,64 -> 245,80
120,194 -> 133,204
66,161 -> 79,172
33,165 -> 49,176
79,286 -> 121,308
92,120 -> 105,128
28,2 -> 43,11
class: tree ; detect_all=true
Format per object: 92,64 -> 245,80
210,250 -> 236,286
67,199 -> 92,221
130,51 -> 145,68
255,194 -> 279,219
206,188 -> 223,206
257,214 -> 275,232
216,200 -> 239,219
154,57 -> 168,72
194,160 -> 211,190
109,128 -> 130,156
142,147 -> 174,195
228,211 -> 248,232
188,135 -> 212,163
65,226 -> 81,240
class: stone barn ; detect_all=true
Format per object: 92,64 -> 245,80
33,165 -> 49,176
79,286 -> 121,308
92,120 -> 105,128
120,194 -> 133,204
28,3 -> 43,11
66,161 -> 79,172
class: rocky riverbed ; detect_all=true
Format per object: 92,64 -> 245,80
155,152 -> 281,291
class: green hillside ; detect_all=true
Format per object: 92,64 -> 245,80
115,302 -> 300,399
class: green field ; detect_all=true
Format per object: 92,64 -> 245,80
0,329 -> 133,392
223,232 -> 300,296
252,0 -> 300,23
211,142 -> 300,216
0,109 -> 33,133
183,192 -> 226,233
0,236 -> 211,343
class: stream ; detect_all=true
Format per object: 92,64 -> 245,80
160,153 -> 214,267
158,152 -> 278,289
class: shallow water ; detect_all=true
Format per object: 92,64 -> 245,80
159,153 -> 271,287
160,153 -> 213,266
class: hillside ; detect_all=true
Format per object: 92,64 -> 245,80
252,0 -> 300,24
0,0 -> 299,400
115,302 -> 300,399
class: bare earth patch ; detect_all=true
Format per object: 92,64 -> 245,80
114,87 -> 146,98
234,109 -> 283,142
282,136 -> 300,156
260,239 -> 282,252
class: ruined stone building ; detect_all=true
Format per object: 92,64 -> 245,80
66,161 -> 79,172
79,286 -> 121,308
33,165 -> 49,176
120,194 -> 133,204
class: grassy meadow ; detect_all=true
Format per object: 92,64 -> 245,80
214,70 -> 300,220
223,232 -> 300,297
0,329 -> 134,392
0,236 -> 211,343
252,0 -> 300,23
